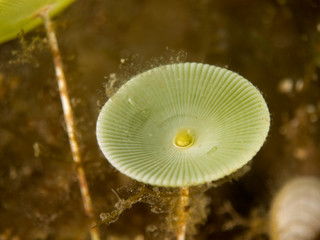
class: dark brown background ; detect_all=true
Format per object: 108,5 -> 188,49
1,0 -> 320,239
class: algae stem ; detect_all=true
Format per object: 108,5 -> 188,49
177,187 -> 189,240
40,9 -> 100,240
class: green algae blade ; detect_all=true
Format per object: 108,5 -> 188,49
0,0 -> 75,44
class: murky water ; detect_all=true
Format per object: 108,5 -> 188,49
1,0 -> 320,239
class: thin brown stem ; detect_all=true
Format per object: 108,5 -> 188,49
176,187 -> 190,240
39,9 -> 100,240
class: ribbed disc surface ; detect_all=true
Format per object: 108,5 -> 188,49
0,0 -> 75,44
97,63 -> 270,187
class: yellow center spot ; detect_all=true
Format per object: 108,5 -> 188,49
173,129 -> 194,149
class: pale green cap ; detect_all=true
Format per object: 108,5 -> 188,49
97,63 -> 270,187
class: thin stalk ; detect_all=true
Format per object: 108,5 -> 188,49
176,187 -> 190,240
39,9 -> 100,240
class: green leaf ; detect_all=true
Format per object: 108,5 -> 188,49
0,0 -> 75,44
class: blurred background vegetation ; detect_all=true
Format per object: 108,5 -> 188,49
0,0 -> 320,239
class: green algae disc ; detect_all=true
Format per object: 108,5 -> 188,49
97,63 -> 270,187
0,0 -> 75,44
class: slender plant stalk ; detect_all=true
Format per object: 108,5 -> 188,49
176,187 -> 190,240
39,9 -> 100,240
